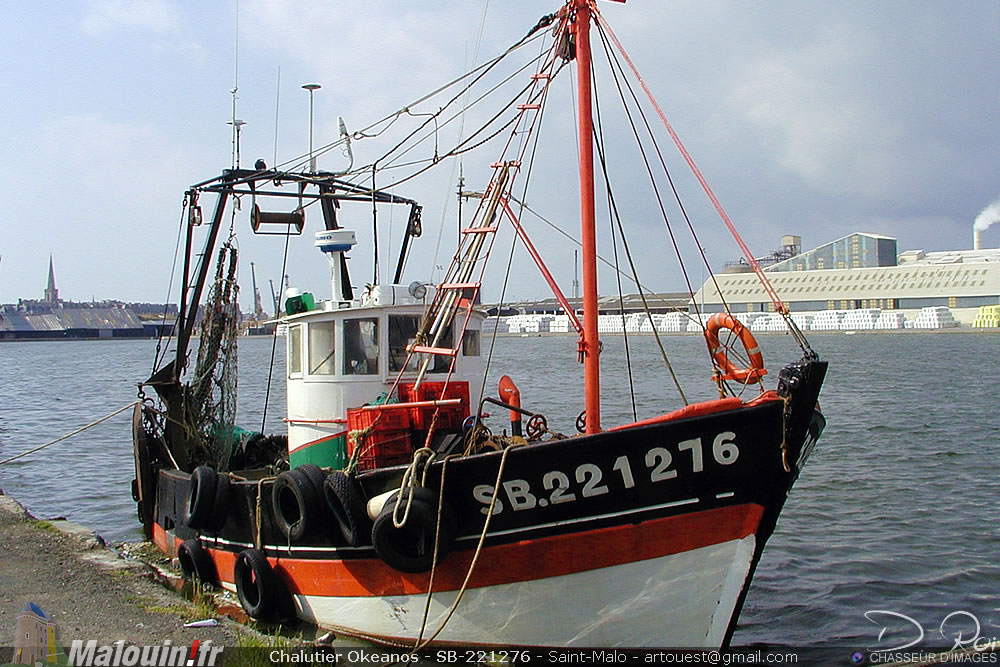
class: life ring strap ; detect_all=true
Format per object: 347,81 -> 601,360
704,313 -> 767,383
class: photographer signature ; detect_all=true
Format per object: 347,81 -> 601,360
865,609 -> 995,652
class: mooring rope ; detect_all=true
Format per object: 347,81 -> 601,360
0,401 -> 139,467
413,454 -> 454,648
392,448 -> 436,529
411,440 -> 524,651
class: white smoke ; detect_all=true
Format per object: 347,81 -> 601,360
974,198 -> 1000,232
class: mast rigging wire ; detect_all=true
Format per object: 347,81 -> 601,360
592,18 -> 714,375
591,64 -> 638,421
430,0 -> 493,284
260,224 -> 294,433
269,20 -> 552,177
593,8 -> 814,356
589,80 -> 689,406
151,196 -> 190,375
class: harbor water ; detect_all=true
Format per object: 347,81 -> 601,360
1,333 -> 997,649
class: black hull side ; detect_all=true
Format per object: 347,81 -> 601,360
152,360 -> 826,555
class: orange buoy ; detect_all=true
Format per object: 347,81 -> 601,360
704,312 -> 767,383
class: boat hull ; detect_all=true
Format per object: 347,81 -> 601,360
144,359 -> 826,647
288,525 -> 757,647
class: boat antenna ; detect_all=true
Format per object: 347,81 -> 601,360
302,83 -> 322,172
227,0 -> 244,168
272,67 -> 281,168
573,249 -> 579,299
337,116 -> 354,172
227,113 -> 246,169
457,167 -> 464,248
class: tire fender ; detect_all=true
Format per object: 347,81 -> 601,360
271,467 -> 324,543
233,548 -> 295,622
323,471 -> 369,546
177,539 -> 218,586
371,487 -> 455,573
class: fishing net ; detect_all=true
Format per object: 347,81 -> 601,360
187,243 -> 240,469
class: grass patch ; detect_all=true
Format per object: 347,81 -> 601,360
186,581 -> 218,619
233,625 -> 301,667
122,540 -> 167,563
134,589 -> 212,621
27,518 -> 61,534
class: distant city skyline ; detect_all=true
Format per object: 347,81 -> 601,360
3,256 -> 175,308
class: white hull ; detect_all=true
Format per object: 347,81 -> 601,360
289,535 -> 756,647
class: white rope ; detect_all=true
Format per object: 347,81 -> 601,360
0,401 -> 139,467
392,448 -> 436,528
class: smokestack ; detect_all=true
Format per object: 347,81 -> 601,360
973,197 -> 1000,249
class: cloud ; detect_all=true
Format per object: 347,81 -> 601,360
31,113 -> 216,302
721,23 -> 909,200
42,113 -> 159,170
240,1 -> 484,120
81,0 -> 181,36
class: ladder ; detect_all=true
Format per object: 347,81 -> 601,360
409,162 -> 513,386
404,70 -> 555,390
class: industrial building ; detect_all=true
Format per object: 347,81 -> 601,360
484,232 -> 1000,332
691,232 -> 1000,326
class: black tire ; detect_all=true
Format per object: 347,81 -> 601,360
132,404 -> 157,539
178,539 -> 218,586
201,474 -> 231,535
271,468 -> 324,543
183,466 -> 218,530
296,463 -> 326,492
233,548 -> 294,622
324,471 -> 369,546
371,487 -> 455,573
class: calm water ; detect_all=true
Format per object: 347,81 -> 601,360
1,333 -> 997,649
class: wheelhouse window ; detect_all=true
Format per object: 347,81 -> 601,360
288,325 -> 302,376
388,314 -> 454,373
344,318 -> 379,375
462,329 -> 480,357
308,321 -> 336,375
388,315 -> 421,372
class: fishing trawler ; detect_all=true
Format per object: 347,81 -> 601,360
132,0 -> 826,648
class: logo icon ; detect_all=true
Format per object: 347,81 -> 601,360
8,601 -> 67,665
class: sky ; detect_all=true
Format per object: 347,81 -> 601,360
1,0 -> 998,309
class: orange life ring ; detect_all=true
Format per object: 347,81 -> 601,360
704,313 -> 767,383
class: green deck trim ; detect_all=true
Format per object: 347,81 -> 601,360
290,432 -> 346,469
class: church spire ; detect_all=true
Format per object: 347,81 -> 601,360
44,255 -> 60,304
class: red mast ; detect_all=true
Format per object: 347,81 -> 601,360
572,0 -> 601,434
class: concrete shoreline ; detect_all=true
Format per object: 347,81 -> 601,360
0,489 -> 413,665
0,489 -> 245,655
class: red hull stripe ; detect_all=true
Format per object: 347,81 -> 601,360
153,521 -> 170,556
168,503 -> 762,598
297,430 -> 348,451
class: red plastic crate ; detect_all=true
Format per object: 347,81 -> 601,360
346,406 -> 413,471
351,429 -> 411,471
397,381 -> 470,430
346,406 -> 411,433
